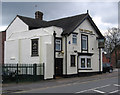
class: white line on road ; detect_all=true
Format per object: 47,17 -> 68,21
93,89 -> 105,93
14,77 -> 117,94
76,84 -> 110,93
114,84 -> 120,87
110,90 -> 120,93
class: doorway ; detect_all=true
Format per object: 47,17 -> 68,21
55,58 -> 63,76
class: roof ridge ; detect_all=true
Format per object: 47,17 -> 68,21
17,15 -> 35,20
48,13 -> 88,22
17,15 -> 47,22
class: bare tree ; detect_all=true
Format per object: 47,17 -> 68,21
104,27 -> 120,67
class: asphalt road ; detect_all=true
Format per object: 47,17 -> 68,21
14,76 -> 118,94
2,69 -> 119,94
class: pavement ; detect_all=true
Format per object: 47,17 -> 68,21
2,69 -> 119,94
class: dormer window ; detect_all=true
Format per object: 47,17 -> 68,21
72,34 -> 77,44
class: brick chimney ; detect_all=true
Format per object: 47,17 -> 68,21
35,11 -> 43,20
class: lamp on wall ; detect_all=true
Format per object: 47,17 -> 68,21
58,50 -> 64,57
74,50 -> 77,53
61,50 -> 64,54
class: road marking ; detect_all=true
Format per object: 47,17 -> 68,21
93,89 -> 105,93
114,84 -> 120,87
76,84 -> 110,93
14,76 -> 117,93
110,90 -> 120,93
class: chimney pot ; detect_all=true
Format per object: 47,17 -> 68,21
35,11 -> 43,20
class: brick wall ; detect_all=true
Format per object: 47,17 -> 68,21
0,31 -> 6,64
102,53 -> 110,63
111,46 -> 120,67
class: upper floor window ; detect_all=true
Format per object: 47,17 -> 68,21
81,35 -> 88,51
72,34 -> 77,44
31,39 -> 39,56
56,39 -> 62,51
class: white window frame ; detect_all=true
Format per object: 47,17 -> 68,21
72,34 -> 77,44
79,56 -> 91,69
56,39 -> 61,51
82,35 -> 87,50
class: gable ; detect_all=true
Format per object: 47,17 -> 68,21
67,15 -> 104,39
78,18 -> 98,37
6,16 -> 28,40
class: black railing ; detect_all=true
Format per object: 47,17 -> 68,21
2,63 -> 44,83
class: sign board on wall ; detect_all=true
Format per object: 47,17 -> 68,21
98,39 -> 104,48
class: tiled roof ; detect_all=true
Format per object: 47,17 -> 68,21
17,13 -> 104,38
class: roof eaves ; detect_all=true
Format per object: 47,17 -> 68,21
5,15 -> 18,31
87,15 -> 104,39
61,13 -> 88,36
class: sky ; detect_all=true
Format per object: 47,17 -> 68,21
0,1 -> 118,35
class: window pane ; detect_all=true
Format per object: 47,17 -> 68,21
87,58 -> 91,68
56,44 -> 60,50
73,38 -> 77,44
56,39 -> 61,51
82,35 -> 87,50
81,58 -> 85,68
82,40 -> 86,49
72,34 -> 77,44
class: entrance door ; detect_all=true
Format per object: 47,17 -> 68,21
55,58 -> 63,76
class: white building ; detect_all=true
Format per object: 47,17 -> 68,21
4,11 -> 104,79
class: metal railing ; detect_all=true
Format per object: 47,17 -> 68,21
2,63 -> 44,83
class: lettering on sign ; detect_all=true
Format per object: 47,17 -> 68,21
79,29 -> 93,34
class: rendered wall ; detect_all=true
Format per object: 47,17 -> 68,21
65,18 -> 100,74
6,17 -> 28,40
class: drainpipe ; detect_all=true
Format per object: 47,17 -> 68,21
99,48 -> 101,73
53,31 -> 56,79
18,39 -> 21,64
65,35 -> 67,76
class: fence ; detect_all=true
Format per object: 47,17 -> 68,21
2,63 -> 44,83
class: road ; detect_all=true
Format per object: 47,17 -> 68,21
2,69 -> 120,94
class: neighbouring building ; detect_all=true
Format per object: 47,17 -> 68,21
0,31 -> 6,64
102,52 -> 110,63
111,45 -> 120,67
4,11 -> 104,79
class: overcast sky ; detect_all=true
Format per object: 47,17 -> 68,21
0,2 -> 118,35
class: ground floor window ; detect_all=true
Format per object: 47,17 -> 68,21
79,56 -> 91,69
31,38 -> 39,56
87,58 -> 91,68
71,55 -> 76,67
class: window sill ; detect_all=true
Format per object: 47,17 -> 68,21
73,43 -> 77,44
78,68 -> 92,70
71,66 -> 76,67
55,50 -> 62,52
31,55 -> 39,57
82,49 -> 88,51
